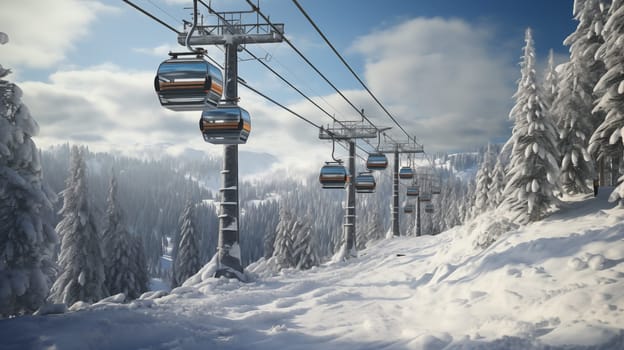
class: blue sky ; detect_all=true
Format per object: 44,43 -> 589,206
1,0 -> 576,172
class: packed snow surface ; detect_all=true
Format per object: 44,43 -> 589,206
2,191 -> 624,349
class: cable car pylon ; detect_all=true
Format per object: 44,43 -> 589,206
176,1 -> 284,280
377,137 -> 424,237
319,121 -> 379,259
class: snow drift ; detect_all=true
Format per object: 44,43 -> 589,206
1,190 -> 623,349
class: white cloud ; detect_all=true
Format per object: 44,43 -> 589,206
0,0 -> 116,69
12,15 -> 530,175
349,17 -> 517,152
20,65 -> 203,153
17,64 -> 332,173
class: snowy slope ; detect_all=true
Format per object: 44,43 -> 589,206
2,191 -> 624,350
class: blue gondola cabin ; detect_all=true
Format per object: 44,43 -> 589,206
399,166 -> 414,179
366,153 -> 388,171
319,162 -> 349,189
355,172 -> 376,193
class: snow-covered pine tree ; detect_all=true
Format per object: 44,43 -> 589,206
451,177 -> 467,227
430,190 -> 443,235
441,179 -> 457,229
292,214 -> 318,270
590,0 -> 624,206
145,226 -> 164,277
553,61 -> 595,195
474,147 -> 494,215
128,234 -> 149,297
542,49 -> 560,123
102,174 -> 147,300
502,28 -> 561,223
263,222 -> 277,259
0,35 -> 58,316
171,201 -> 201,288
550,56 -> 595,194
488,156 -> 506,209
565,0 -> 609,129
462,179 -> 476,222
49,146 -> 106,305
272,205 -> 296,269
360,209 -> 384,249
564,0 -> 610,181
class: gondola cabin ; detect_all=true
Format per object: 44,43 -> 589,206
355,172 -> 376,193
432,186 -> 441,195
366,153 -> 388,170
424,203 -> 434,213
403,203 -> 415,213
319,162 -> 349,189
406,185 -> 420,197
399,166 -> 414,179
419,193 -> 432,202
155,56 -> 223,111
200,105 -> 251,144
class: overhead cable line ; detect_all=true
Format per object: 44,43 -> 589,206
123,0 -> 181,34
243,48 -> 381,156
291,0 -> 414,141
122,0 -> 407,186
239,81 -> 320,130
122,0 -> 347,151
199,1 -> 416,164
240,81 -> 380,167
244,0 -> 380,132
198,2 -> 383,156
243,0 -> 422,160
145,0 -> 182,24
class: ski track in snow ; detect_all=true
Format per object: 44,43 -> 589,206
2,191 -> 624,350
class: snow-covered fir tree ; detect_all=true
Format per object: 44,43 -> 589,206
590,0 -> 624,206
358,209 -> 384,249
263,228 -> 277,259
49,146 -> 106,305
462,180 -> 476,222
442,178 -> 463,229
171,201 -> 201,288
128,234 -> 149,297
272,205 -> 296,269
553,61 -> 595,194
292,214 -> 318,270
502,28 -> 561,223
430,191 -> 443,235
145,225 -> 164,277
563,0 -> 610,182
564,0 -> 609,130
551,0 -> 607,194
488,156 -> 506,209
542,49 -> 559,122
102,174 -> 147,300
0,37 -> 58,316
474,147 -> 494,215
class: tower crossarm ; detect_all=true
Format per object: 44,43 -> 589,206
178,9 -> 284,46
